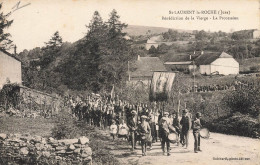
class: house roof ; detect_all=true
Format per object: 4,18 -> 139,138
164,61 -> 192,65
194,52 -> 233,65
130,56 -> 167,78
0,49 -> 21,62
147,35 -> 164,43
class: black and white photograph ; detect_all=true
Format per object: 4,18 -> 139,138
0,0 -> 259,164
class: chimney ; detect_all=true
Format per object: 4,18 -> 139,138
137,55 -> 140,61
189,54 -> 192,60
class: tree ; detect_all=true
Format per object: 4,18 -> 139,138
59,11 -> 107,92
195,30 -> 208,41
44,31 -> 63,49
0,3 -> 13,50
99,9 -> 131,90
84,11 -> 107,92
40,31 -> 63,68
148,45 -> 157,54
57,10 -> 132,92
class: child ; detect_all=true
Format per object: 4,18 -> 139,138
118,119 -> 129,141
192,112 -> 202,153
110,120 -> 118,141
138,115 -> 151,156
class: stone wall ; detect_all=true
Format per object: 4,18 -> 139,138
0,133 -> 92,164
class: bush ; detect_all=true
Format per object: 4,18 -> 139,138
206,113 -> 260,138
51,112 -> 81,139
250,65 -> 260,72
222,86 -> 260,116
0,83 -> 20,110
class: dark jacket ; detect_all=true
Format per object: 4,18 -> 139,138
180,115 -> 191,132
128,116 -> 138,132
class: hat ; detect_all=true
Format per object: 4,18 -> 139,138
196,112 -> 202,117
161,117 -> 168,121
131,110 -> 137,114
141,115 -> 147,119
164,112 -> 169,115
182,109 -> 188,113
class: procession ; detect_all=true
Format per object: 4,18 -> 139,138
67,93 -> 210,156
0,0 -> 259,164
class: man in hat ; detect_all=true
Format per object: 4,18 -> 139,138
159,112 -> 171,156
128,110 -> 138,151
172,112 -> 181,146
138,115 -> 151,156
180,109 -> 192,149
192,112 -> 202,153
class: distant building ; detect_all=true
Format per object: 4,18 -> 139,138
164,61 -> 193,73
123,35 -> 131,40
145,35 -> 174,50
194,52 -> 239,75
253,29 -> 260,39
129,55 -> 167,86
0,50 -> 22,88
164,51 -> 201,73
145,35 -> 163,50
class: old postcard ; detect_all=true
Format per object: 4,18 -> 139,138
0,0 -> 259,165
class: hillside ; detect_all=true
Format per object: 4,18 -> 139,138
123,25 -> 192,36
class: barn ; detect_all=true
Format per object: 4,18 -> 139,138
194,52 -> 239,75
0,50 -> 22,88
129,55 -> 167,86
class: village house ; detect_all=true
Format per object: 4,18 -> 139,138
145,35 -> 174,50
145,35 -> 163,50
164,61 -> 193,73
128,55 -> 167,86
0,50 -> 22,88
164,51 -> 200,73
253,29 -> 260,39
194,52 -> 239,75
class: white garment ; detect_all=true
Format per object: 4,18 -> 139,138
118,123 -> 129,135
110,124 -> 118,134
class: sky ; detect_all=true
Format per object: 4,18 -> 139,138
1,0 -> 260,52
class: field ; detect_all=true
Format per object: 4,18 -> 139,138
0,115 -> 55,137
237,57 -> 260,72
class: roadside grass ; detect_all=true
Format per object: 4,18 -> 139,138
0,116 -> 55,137
0,114 -> 121,165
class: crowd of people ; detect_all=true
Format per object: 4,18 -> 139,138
189,79 -> 259,93
64,93 -> 204,156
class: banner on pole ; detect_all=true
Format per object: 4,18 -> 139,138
149,72 -> 176,101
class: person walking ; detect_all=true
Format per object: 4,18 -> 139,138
159,112 -> 172,156
192,112 -> 202,153
110,120 -> 118,141
172,112 -> 181,146
180,109 -> 192,149
138,115 -> 151,156
128,110 -> 138,151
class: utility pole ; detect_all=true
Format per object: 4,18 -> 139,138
128,61 -> 130,81
192,51 -> 196,111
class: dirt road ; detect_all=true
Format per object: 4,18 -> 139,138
99,130 -> 259,165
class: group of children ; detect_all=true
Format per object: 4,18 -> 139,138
109,109 -> 203,156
